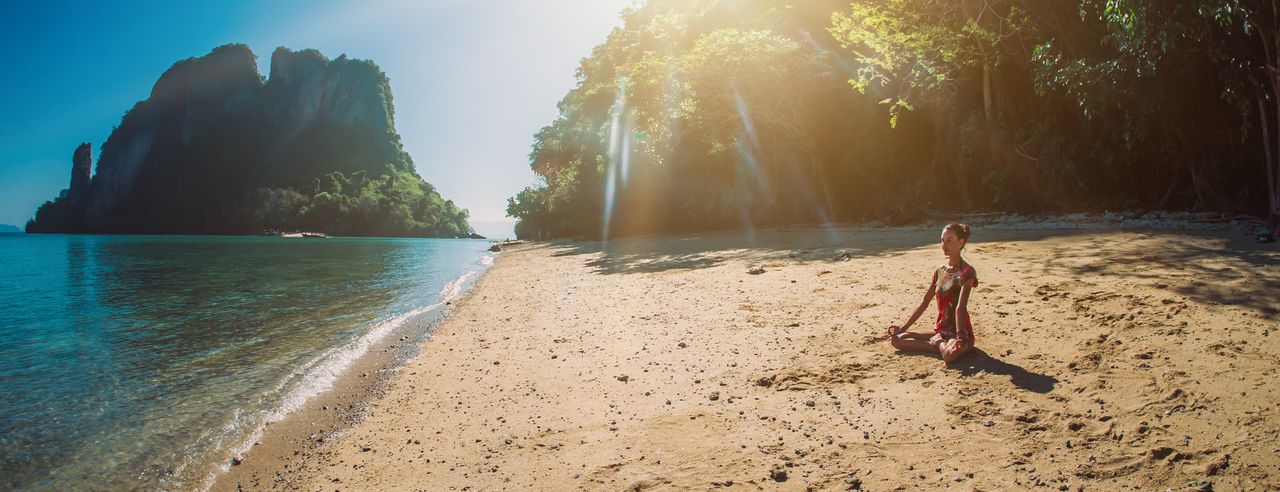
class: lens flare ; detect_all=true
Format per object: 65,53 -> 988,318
603,77 -> 628,242
731,75 -> 840,236
730,81 -> 768,240
731,82 -> 761,150
799,29 -> 885,100
663,59 -> 683,147
730,82 -> 768,192
798,30 -> 858,80
621,128 -> 632,186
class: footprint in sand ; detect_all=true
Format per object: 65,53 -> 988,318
764,362 -> 869,391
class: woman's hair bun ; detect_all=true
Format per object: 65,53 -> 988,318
944,222 -> 971,241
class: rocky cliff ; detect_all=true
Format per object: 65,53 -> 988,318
27,44 -> 465,236
68,143 -> 91,205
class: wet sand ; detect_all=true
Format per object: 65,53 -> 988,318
215,223 -> 1280,490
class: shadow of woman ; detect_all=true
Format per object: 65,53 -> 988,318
947,348 -> 1059,394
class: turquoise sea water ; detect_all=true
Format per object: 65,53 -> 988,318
0,233 -> 493,490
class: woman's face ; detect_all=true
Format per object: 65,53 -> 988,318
940,230 -> 965,257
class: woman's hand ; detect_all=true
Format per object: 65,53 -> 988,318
887,325 -> 904,338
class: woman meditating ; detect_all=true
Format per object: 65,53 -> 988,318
887,223 -> 978,363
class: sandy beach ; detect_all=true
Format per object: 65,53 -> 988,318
217,223 -> 1280,491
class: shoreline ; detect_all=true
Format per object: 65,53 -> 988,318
209,263 -> 491,491
220,223 -> 1278,490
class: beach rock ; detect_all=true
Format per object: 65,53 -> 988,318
756,377 -> 774,388
748,266 -> 766,275
616,375 -> 629,382
709,391 -> 720,401
230,456 -> 242,466
770,467 -> 788,482
834,251 -> 853,261
489,244 -> 502,252
1205,453 -> 1230,475
845,476 -> 863,489
68,143 -> 92,204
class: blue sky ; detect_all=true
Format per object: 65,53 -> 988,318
0,0 -> 631,237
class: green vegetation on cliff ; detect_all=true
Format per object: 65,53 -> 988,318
507,0 -> 1280,239
28,44 -> 471,237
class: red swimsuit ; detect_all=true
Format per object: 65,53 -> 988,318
933,262 -> 977,343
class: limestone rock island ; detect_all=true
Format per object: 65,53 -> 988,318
27,44 -> 471,237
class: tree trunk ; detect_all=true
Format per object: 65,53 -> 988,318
1272,1 -> 1280,217
1258,92 -> 1278,216
982,61 -> 993,123
1273,70 -> 1280,216
812,156 -> 838,222
1173,130 -> 1216,211
803,135 -> 838,222
947,112 -> 972,210
1158,167 -> 1183,210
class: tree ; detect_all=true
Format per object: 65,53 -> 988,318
829,0 -> 1037,208
829,0 -> 1031,126
506,0 -> 1272,240
1034,0 -> 1275,216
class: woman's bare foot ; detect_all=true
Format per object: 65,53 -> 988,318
940,339 -> 970,363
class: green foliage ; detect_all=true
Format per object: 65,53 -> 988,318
1033,0 -> 1275,210
252,171 -> 471,237
508,0 -> 950,239
507,0 -> 925,239
26,194 -> 82,233
829,0 -> 965,126
829,0 -> 1033,127
507,0 -> 1275,240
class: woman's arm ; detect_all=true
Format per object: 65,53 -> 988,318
957,281 -> 972,348
890,270 -> 938,335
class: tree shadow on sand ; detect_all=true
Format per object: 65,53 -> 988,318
541,228 -> 947,275
1044,232 -> 1280,317
539,226 -> 1115,276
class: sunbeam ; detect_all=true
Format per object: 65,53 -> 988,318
730,81 -> 761,151
730,81 -> 767,190
602,76 -> 629,242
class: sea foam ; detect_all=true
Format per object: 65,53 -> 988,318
193,263 -> 488,491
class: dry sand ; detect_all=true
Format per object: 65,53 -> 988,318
217,224 -> 1280,491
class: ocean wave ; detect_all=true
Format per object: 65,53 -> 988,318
193,265 -> 488,491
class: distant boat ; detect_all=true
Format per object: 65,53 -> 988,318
266,231 -> 328,238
